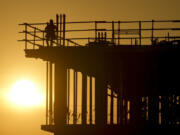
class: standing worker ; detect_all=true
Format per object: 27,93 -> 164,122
45,19 -> 57,46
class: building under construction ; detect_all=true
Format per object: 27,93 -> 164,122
19,14 -> 180,135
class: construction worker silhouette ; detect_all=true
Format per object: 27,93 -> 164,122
45,19 -> 57,46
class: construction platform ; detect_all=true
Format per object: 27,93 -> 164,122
19,14 -> 180,135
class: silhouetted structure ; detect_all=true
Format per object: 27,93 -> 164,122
19,14 -> 180,135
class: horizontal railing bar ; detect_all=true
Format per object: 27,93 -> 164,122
67,36 -> 180,40
19,28 -> 180,34
19,20 -> 180,26
19,36 -> 180,42
18,39 -> 44,42
27,31 -> 59,45
19,22 -> 47,26
20,32 -> 80,46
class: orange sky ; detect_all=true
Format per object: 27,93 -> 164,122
0,0 -> 180,135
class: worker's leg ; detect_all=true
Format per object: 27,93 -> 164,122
46,39 -> 49,46
50,40 -> 53,47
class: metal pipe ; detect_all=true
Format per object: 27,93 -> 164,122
118,21 -> 120,45
63,14 -> 66,46
67,69 -> 70,124
95,21 -> 97,42
46,62 -> 49,125
151,20 -> 154,45
110,89 -> 114,124
112,21 -> 115,44
56,14 -> 59,46
60,14 -> 62,45
90,77 -> 92,124
73,71 -> 77,124
33,29 -> 36,49
82,74 -> 87,125
139,21 -> 142,45
25,24 -> 27,49
49,62 -> 53,124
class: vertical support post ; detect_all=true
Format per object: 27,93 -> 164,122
110,89 -> 114,124
148,96 -> 159,126
130,97 -> 143,126
46,62 -> 49,125
54,62 -> 67,129
135,38 -> 138,46
139,21 -> 142,46
123,99 -> 127,125
98,32 -> 100,42
118,61 -> 124,125
101,32 -> 104,41
116,60 -> 124,125
33,28 -> 36,49
90,77 -> 92,124
118,94 -> 124,125
117,94 -> 120,124
112,21 -> 115,44
145,97 -> 149,121
67,69 -> 70,124
168,32 -> 170,42
119,79 -> 124,125
25,24 -> 27,49
49,62 -> 53,124
118,21 -> 120,45
95,76 -> 107,126
56,14 -> 59,46
63,14 -> 66,46
104,32 -> 107,41
60,14 -> 62,46
95,21 -> 97,42
82,74 -> 87,125
43,31 -> 45,46
151,20 -> 154,45
73,71 -> 77,124
75,72 -> 78,123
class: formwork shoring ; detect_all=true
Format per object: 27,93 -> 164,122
20,15 -> 180,135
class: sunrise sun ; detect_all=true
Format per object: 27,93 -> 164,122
8,80 -> 43,107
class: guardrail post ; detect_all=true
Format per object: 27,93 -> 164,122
118,21 -> 120,45
43,31 -> 45,46
25,23 -> 27,49
131,38 -> 133,45
63,14 -> 66,46
60,14 -> 62,46
56,14 -> 59,46
151,20 -> 154,45
95,21 -> 97,42
105,32 -> 107,41
112,21 -> 115,44
139,21 -> 142,45
34,28 -> 36,49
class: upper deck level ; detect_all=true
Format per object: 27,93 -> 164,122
19,14 -> 180,51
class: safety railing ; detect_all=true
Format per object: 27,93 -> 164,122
19,14 -> 180,49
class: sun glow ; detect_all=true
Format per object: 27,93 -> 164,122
8,80 -> 43,107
